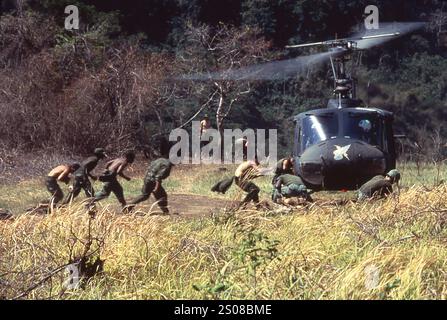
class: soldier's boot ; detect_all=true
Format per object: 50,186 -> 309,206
154,185 -> 169,215
111,182 -> 126,208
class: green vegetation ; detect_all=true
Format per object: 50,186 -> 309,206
0,1 -> 446,157
1,163 -> 447,299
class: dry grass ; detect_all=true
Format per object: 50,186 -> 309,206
1,165 -> 447,299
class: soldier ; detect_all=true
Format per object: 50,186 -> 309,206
126,158 -> 173,214
200,114 -> 211,137
45,163 -> 80,205
63,148 -> 107,204
358,169 -> 401,201
272,174 -> 313,204
90,151 -> 135,207
272,156 -> 295,184
211,158 -> 265,206
234,158 -> 263,206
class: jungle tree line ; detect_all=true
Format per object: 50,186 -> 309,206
0,0 -> 446,161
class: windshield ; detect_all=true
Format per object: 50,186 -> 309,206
302,114 -> 338,150
343,113 -> 382,147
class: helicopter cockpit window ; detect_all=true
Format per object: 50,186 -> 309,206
344,113 -> 382,147
302,114 -> 338,149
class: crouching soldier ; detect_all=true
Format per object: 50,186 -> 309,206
211,158 -> 267,207
89,151 -> 135,208
358,169 -> 401,201
46,163 -> 80,205
272,174 -> 313,204
272,156 -> 295,184
64,148 -> 107,204
126,158 -> 173,214
234,159 -> 263,207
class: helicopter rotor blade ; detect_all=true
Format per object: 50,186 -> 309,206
178,51 -> 337,81
285,41 -> 326,49
353,22 -> 425,49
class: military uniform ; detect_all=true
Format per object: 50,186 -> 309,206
64,151 -> 105,204
272,174 -> 311,203
234,161 -> 260,204
272,158 -> 294,184
129,158 -> 172,213
358,175 -> 393,201
45,176 -> 64,204
93,171 -> 126,206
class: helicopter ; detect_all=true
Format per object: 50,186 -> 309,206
287,33 -> 401,191
181,22 -> 424,191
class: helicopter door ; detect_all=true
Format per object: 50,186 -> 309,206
293,120 -> 302,156
383,117 -> 397,169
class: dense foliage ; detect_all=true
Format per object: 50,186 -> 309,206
0,0 -> 445,157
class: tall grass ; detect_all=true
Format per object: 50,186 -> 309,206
1,180 -> 447,299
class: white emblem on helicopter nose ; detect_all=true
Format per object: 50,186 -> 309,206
333,145 -> 351,161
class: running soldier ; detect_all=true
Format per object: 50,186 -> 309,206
45,163 -> 80,205
63,148 -> 107,204
358,169 -> 401,201
126,158 -> 173,214
90,151 -> 135,207
211,159 -> 264,207
272,174 -> 313,204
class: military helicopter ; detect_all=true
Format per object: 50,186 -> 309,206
287,33 -> 398,190
181,22 -> 424,191
285,24 -> 423,191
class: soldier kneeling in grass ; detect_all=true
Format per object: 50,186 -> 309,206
357,169 -> 400,201
272,174 -> 313,205
126,157 -> 173,214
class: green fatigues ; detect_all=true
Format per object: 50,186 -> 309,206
63,159 -> 97,204
45,176 -> 64,204
272,174 -> 311,203
272,158 -> 294,184
235,177 -> 260,204
93,171 -> 126,206
211,176 -> 235,194
129,158 -> 172,213
358,175 -> 393,201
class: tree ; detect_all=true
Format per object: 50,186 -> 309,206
176,23 -> 272,138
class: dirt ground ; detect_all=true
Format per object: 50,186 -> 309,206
7,193 -> 236,219
130,193 -> 235,218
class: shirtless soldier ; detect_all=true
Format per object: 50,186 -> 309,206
46,163 -> 80,205
64,148 -> 107,204
211,158 -> 264,207
234,158 -> 263,207
90,151 -> 135,207
126,157 -> 173,214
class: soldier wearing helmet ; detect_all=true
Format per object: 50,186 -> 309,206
358,169 -> 401,201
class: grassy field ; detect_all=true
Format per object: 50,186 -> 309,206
1,162 -> 447,299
